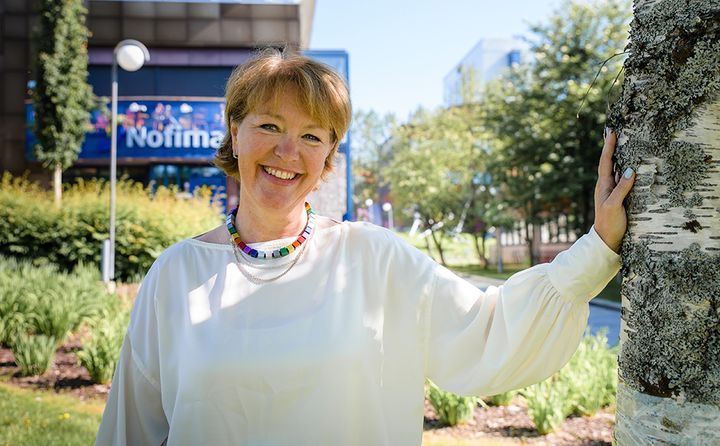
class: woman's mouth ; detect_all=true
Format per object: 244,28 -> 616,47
262,166 -> 298,181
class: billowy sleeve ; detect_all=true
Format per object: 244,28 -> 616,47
95,265 -> 169,446
423,226 -> 620,396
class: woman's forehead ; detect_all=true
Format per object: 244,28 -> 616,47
250,89 -> 328,127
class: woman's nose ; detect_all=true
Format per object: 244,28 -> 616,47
273,135 -> 300,161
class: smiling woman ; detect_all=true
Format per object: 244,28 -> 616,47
94,48 -> 634,446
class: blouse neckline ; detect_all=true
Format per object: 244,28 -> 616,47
184,222 -> 345,268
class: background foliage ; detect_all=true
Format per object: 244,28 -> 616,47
352,0 -> 631,266
0,173 -> 222,282
30,0 -> 95,202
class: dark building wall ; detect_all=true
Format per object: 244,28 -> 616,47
86,1 -> 302,48
0,0 -> 36,178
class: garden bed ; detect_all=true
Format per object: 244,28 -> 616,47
424,398 -> 613,445
0,335 -> 109,402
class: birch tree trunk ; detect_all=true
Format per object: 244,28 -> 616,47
609,0 -> 720,443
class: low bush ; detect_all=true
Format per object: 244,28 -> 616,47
426,380 -> 480,426
520,331 -> 618,434
522,378 -> 568,435
561,330 -> 618,416
0,173 -> 222,281
0,257 -> 114,350
484,390 -> 517,406
77,306 -> 130,384
11,333 -> 57,376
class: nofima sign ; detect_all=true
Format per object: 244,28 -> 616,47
126,127 -> 224,150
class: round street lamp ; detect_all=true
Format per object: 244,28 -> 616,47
107,40 -> 149,284
382,202 -> 394,230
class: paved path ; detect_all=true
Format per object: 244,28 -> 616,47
457,272 -> 621,346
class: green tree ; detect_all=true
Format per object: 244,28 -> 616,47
485,0 -> 631,264
30,0 -> 95,204
350,110 -> 397,212
387,105 -> 489,266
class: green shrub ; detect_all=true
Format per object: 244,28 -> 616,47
0,289 -> 30,347
0,173 -> 222,281
426,380 -> 480,426
560,330 -> 618,416
520,331 -> 619,434
11,334 -> 57,376
0,257 -> 116,350
522,378 -> 568,435
77,306 -> 130,384
484,390 -> 518,406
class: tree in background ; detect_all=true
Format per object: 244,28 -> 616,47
485,0 -> 631,264
608,0 -> 720,441
350,110 -> 397,214
386,105 -> 491,266
30,0 -> 95,204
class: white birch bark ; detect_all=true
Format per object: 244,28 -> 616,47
612,0 -> 720,443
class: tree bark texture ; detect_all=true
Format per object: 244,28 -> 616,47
609,0 -> 720,443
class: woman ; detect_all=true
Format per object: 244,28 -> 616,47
95,49 -> 635,445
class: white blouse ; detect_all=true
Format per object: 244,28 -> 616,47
95,221 -> 620,446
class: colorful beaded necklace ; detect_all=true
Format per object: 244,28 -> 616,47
226,202 -> 315,260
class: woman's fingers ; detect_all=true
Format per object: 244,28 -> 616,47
605,167 -> 636,208
598,129 -> 617,178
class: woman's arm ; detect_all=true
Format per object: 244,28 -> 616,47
422,131 -> 634,396
95,267 -> 169,445
95,337 -> 169,445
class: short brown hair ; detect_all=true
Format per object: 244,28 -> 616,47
215,48 -> 352,181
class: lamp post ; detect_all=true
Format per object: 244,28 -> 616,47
107,40 -> 149,284
382,202 -> 394,230
364,198 -> 373,223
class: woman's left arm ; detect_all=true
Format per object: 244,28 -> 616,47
423,130 -> 635,396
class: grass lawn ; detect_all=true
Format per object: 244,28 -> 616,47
0,380 -> 103,446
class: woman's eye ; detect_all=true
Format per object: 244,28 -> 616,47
259,123 -> 279,132
303,134 -> 321,143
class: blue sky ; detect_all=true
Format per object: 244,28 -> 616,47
310,0 -> 563,120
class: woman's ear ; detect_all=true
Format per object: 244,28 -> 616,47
230,122 -> 238,151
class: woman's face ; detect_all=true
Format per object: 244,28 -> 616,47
230,88 -> 333,215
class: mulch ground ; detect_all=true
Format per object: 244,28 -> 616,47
0,340 -> 613,445
424,399 -> 613,445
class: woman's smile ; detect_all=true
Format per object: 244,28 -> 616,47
261,165 -> 300,181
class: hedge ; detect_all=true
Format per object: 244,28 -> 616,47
0,173 -> 222,281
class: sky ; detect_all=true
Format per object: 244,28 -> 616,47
310,0 -> 563,120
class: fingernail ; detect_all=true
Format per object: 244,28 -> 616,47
623,167 -> 634,179
603,127 -> 608,138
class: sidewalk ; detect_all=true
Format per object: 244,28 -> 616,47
458,272 -> 621,346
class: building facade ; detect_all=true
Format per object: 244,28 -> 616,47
443,38 -> 524,106
1,0 -> 352,220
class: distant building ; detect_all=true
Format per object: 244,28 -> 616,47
0,0 -> 352,220
443,38 -> 525,106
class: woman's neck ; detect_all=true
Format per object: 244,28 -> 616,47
234,198 -> 308,244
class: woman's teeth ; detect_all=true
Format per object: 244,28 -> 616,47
263,166 -> 297,180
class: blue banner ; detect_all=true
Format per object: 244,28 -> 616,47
26,98 -> 225,160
